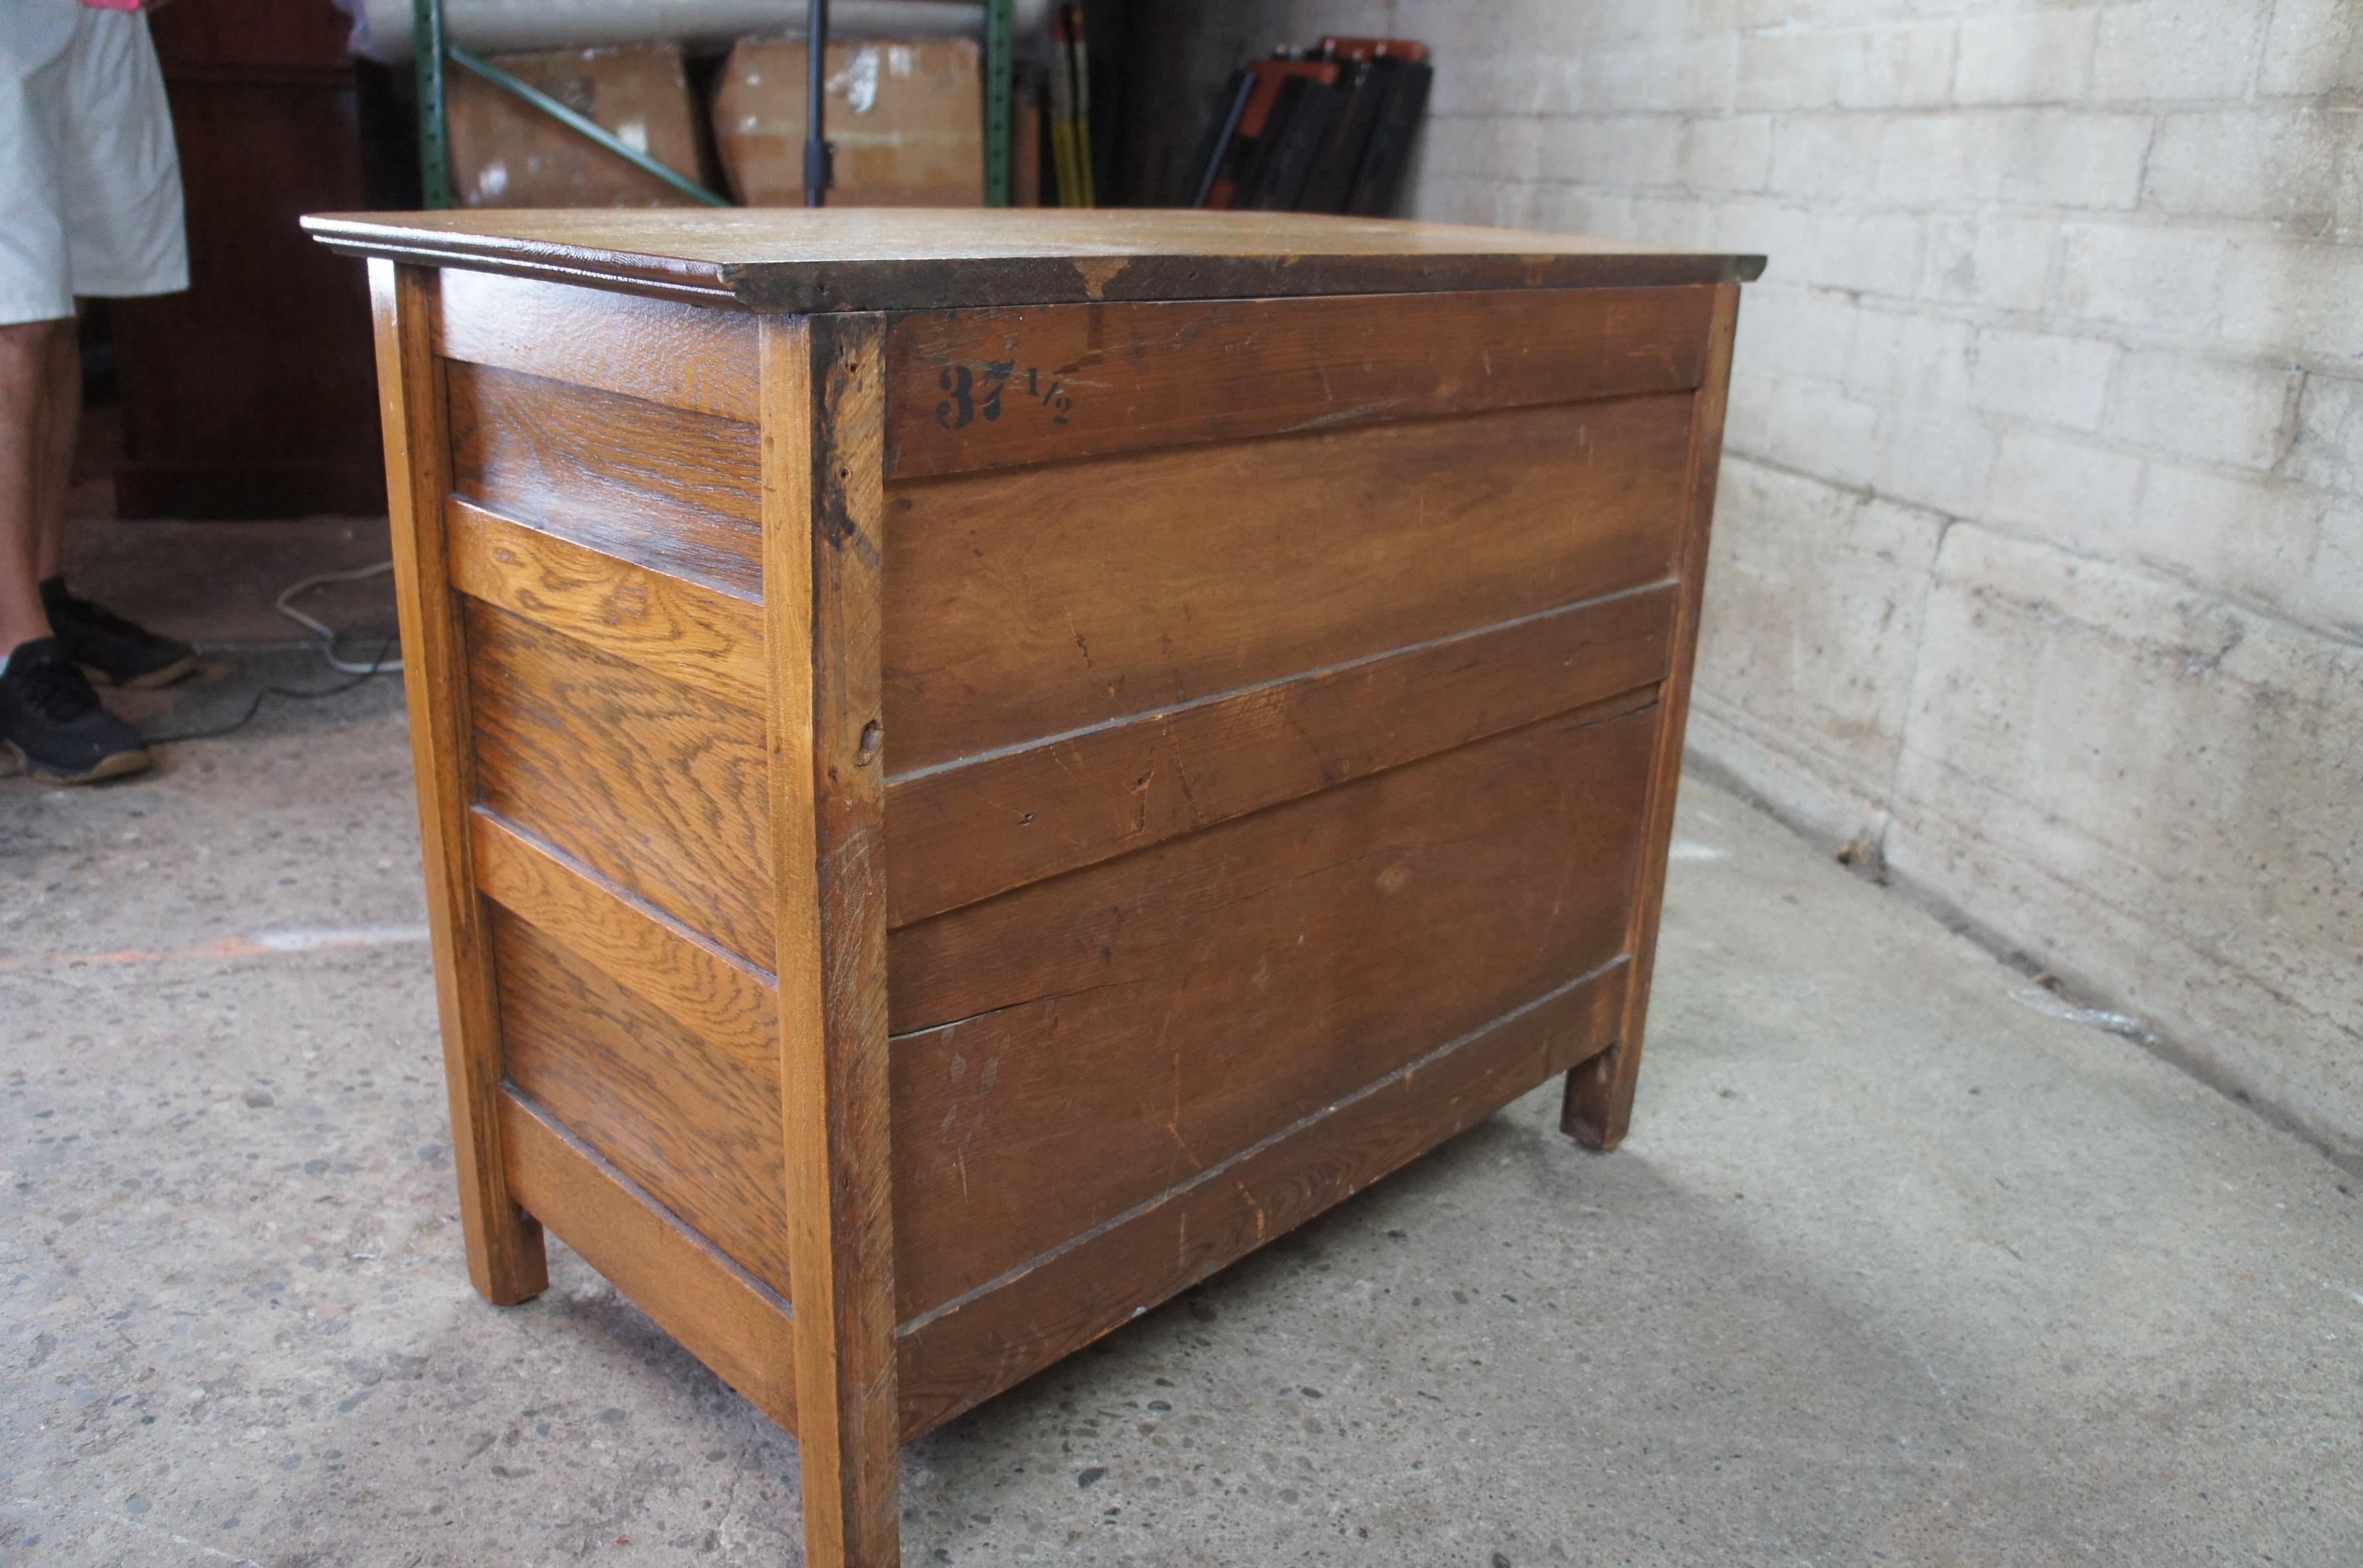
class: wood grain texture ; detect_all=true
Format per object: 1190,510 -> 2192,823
883,584 -> 1676,928
306,209 -> 1766,313
886,701 -> 1660,1318
448,496 -> 766,710
367,259 -> 546,1305
500,1090 -> 798,1433
895,956 -> 1630,1438
493,906 -> 795,1298
1566,283 -> 1743,1152
464,597 -> 775,967
881,395 -> 1693,773
434,268 -> 759,420
471,808 -> 777,1058
764,313 -> 902,1568
886,287 -> 1715,478
446,362 -> 762,599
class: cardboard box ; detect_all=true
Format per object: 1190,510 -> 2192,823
713,38 -> 983,206
448,42 -> 711,208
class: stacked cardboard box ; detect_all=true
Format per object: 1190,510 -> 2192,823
447,42 -> 711,207
711,37 -> 984,206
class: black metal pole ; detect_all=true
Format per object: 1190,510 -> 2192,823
804,0 -> 832,206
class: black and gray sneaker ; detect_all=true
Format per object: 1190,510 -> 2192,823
40,575 -> 197,689
0,637 -> 153,783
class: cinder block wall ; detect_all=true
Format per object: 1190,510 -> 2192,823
1136,0 -> 2363,1157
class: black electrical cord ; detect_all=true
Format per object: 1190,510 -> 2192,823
140,633 -> 401,747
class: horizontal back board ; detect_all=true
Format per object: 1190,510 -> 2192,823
881,393 -> 1693,774
885,286 -> 1715,477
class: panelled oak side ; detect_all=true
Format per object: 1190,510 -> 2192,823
1565,282 -> 1743,1150
763,314 -> 902,1568
366,258 -> 547,1306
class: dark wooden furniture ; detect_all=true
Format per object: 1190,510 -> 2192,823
113,0 -> 383,518
304,208 -> 1758,1568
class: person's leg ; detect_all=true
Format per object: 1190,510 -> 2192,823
0,317 -> 66,656
32,308 -> 77,583
0,17 -> 153,781
36,5 -> 195,690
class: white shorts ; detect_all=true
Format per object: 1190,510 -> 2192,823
0,7 -> 187,326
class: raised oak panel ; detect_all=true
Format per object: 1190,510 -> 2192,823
446,362 -> 764,599
464,599 -> 776,967
880,394 -> 1694,773
494,907 -> 794,1298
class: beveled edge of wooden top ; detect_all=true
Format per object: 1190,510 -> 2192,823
301,208 -> 1767,311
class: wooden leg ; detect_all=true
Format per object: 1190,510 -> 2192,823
762,314 -> 903,1568
1562,1043 -> 1634,1151
1563,283 -> 1741,1157
368,258 -> 547,1303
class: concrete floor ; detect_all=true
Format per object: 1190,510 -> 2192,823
5,519 -> 2361,1567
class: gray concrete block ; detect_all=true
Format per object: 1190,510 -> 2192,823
1953,7 -> 2097,105
2144,108 -> 2345,226
2219,238 -> 2363,362
1921,213 -> 2058,311
1971,327 -> 2119,432
2106,350 -> 2297,469
2059,221 -> 2227,336
1986,429 -> 2143,552
2092,0 -> 2268,101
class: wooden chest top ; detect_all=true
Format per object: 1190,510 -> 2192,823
303,207 -> 1766,312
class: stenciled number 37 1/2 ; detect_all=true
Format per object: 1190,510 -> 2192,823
936,363 -> 1074,430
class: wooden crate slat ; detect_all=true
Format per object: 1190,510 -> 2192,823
883,584 -> 1676,928
436,268 -> 760,422
465,597 -> 776,968
894,955 -> 1630,1438
501,1089 -> 799,1432
472,808 -> 777,1056
494,907 -> 797,1297
880,393 -> 1693,773
448,497 -> 767,709
447,361 -> 763,600
885,285 -> 1716,478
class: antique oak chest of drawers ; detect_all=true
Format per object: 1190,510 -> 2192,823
305,209 -> 1758,1568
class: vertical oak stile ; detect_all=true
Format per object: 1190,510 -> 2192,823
1564,281 -> 1744,1150
366,258 -> 548,1302
760,313 -> 901,1568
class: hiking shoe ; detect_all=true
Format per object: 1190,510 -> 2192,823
41,575 -> 198,689
0,637 -> 153,783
